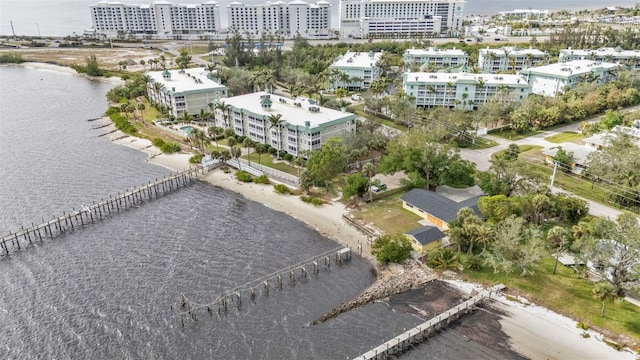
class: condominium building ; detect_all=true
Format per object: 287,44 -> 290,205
328,51 -> 383,90
519,60 -> 619,97
403,47 -> 468,71
227,0 -> 332,38
559,47 -> 640,71
339,0 -> 465,39
146,68 -> 228,117
478,46 -> 548,73
498,9 -> 549,20
90,1 -> 221,39
216,92 -> 357,156
403,72 -> 530,110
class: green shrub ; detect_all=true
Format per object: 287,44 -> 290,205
254,174 -> 270,184
605,340 -> 622,351
152,138 -> 165,147
109,113 -> 137,135
235,170 -> 253,182
189,153 -> 204,164
0,53 -> 24,63
273,184 -> 290,194
300,195 -> 312,203
278,150 -> 288,158
576,322 -> 590,331
105,106 -> 119,116
310,198 -> 324,206
582,333 -> 590,338
160,142 -> 181,154
268,147 -> 277,155
284,153 -> 294,161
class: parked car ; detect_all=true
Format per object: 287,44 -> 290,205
370,183 -> 387,193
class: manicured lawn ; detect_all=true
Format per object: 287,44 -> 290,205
545,132 -> 585,144
243,153 -> 300,176
491,128 -> 541,141
462,257 -> 640,343
351,191 -> 423,235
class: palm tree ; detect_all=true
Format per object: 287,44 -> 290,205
215,101 -> 231,128
593,281 -> 617,317
243,137 -> 254,166
180,111 -> 193,124
267,113 -> 284,159
362,162 -> 376,202
230,146 -> 242,170
207,126 -> 223,149
254,143 -> 266,164
547,226 -> 570,275
153,82 -> 165,105
136,102 -> 146,122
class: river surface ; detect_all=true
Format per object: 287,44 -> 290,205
0,65 -> 475,359
1,0 -> 638,37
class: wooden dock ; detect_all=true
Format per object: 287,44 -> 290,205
353,284 -> 506,360
0,165 -> 213,255
178,247 -> 353,324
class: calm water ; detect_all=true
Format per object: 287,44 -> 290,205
1,0 -> 638,37
0,65 -> 429,359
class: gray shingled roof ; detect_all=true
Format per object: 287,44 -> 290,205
401,188 -> 482,224
405,226 -> 445,245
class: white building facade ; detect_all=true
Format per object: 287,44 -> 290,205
478,46 -> 548,73
559,47 -> 640,71
227,0 -> 332,38
403,47 -> 468,70
403,72 -> 530,110
498,9 -> 549,20
90,1 -> 222,39
339,0 -> 465,39
147,68 -> 228,117
217,92 -> 357,156
520,60 -> 619,97
329,51 -> 383,90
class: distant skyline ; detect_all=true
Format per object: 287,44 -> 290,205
1,0 -> 639,37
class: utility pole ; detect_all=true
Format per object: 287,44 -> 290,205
10,21 -> 17,39
36,23 -> 41,37
549,161 -> 558,189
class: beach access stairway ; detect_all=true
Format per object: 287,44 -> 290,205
0,165 -> 214,255
353,284 -> 506,360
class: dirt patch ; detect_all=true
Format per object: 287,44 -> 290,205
1,48 -> 160,70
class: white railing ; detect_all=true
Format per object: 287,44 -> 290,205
236,158 -> 300,185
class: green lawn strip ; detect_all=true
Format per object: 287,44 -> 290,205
491,128 -> 541,141
351,192 -> 423,235
242,153 -> 299,176
545,132 -> 585,144
462,257 -> 640,343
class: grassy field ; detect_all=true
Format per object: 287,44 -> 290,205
491,128 -> 541,141
351,191 -> 423,235
545,132 -> 585,144
350,104 -> 407,131
463,257 -> 640,345
243,153 -> 299,176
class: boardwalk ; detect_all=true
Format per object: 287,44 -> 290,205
353,284 -> 506,360
0,165 -> 213,255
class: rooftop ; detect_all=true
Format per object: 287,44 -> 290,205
401,188 -> 482,224
404,47 -> 467,57
147,68 -> 226,94
542,143 -> 596,165
560,47 -> 640,58
404,72 -> 528,86
330,51 -> 382,69
479,46 -> 546,57
222,91 -> 354,128
405,225 -> 445,246
520,60 -> 619,78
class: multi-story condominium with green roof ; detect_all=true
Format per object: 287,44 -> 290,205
215,92 -> 357,156
478,46 -> 548,73
519,60 -> 619,97
403,72 -> 530,110
339,0 -> 465,39
403,47 -> 468,71
328,51 -> 383,90
559,47 -> 640,71
146,68 -> 228,117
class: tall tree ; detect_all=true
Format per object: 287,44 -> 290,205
175,48 -> 192,70
362,162 -> 376,203
592,281 -> 617,317
305,137 -> 347,192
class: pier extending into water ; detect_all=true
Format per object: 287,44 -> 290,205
353,284 -> 506,360
178,247 -> 353,324
0,165 -> 213,255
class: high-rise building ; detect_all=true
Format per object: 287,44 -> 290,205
227,0 -> 332,38
90,1 -> 221,39
339,0 -> 465,39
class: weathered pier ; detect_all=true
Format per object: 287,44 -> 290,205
178,247 -> 353,324
0,165 -> 213,255
352,284 -> 506,360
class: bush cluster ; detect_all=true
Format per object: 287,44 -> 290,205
273,184 -> 290,194
189,153 -> 203,164
109,113 -> 137,135
254,174 -> 270,184
0,53 -> 24,64
235,170 -> 253,182
160,142 -> 181,154
576,322 -> 590,331
300,195 -> 324,206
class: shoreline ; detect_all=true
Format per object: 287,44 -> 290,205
10,61 -> 124,86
